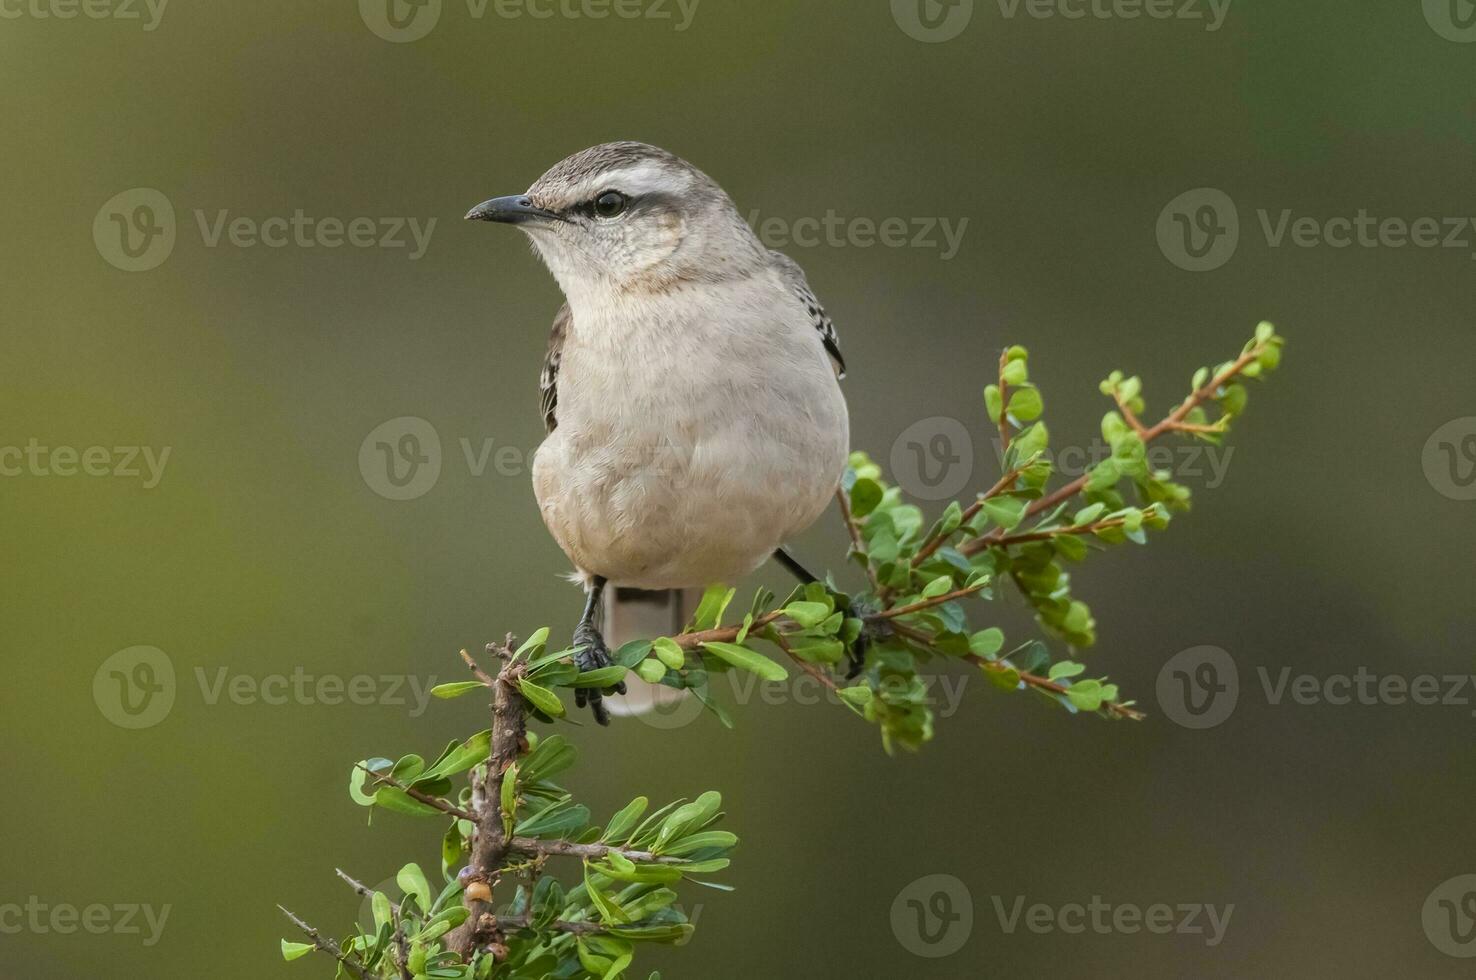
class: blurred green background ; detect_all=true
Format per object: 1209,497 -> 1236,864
3,0 -> 1475,976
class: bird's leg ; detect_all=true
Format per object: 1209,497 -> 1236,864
774,547 -> 868,679
773,546 -> 819,585
572,575 -> 626,726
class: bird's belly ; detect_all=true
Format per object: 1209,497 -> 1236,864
532,389 -> 848,589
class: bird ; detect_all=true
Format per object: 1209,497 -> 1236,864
467,141 -> 850,724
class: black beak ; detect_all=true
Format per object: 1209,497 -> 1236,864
464,195 -> 560,225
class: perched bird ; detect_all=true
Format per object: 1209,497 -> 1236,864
467,142 -> 849,724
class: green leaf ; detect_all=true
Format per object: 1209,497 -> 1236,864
373,787 -> 442,818
612,639 -> 653,668
517,679 -> 566,718
701,642 -> 788,682
350,758 -> 393,807
572,666 -> 629,689
636,658 -> 668,684
968,628 -> 1004,658
514,627 -> 551,660
603,797 -> 649,844
1048,661 -> 1087,681
429,680 -> 485,700
984,384 -> 1003,424
783,601 -> 831,628
519,734 -> 576,784
1220,383 -> 1248,417
690,585 -> 736,631
500,762 -> 518,837
280,940 -> 314,962
662,830 -> 739,856
981,495 -> 1027,531
517,802 -> 591,839
849,477 -> 884,517
397,863 -> 432,915
1009,386 -> 1044,422
921,575 -> 953,599
652,637 -> 686,671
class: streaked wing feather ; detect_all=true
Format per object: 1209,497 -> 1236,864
770,250 -> 846,379
540,304 -> 570,433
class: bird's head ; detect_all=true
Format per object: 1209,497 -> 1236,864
467,141 -> 765,303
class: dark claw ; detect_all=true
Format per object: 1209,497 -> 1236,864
572,622 -> 625,726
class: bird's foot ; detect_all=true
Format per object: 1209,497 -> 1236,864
844,597 -> 892,680
572,621 -> 627,726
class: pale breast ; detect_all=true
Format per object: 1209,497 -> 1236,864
531,277 -> 848,588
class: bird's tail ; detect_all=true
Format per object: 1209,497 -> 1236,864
603,587 -> 701,719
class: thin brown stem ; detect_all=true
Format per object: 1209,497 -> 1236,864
835,487 -> 881,593
356,765 -> 477,822
867,583 -> 986,621
966,654 -> 1145,721
508,837 -> 691,865
279,906 -> 373,980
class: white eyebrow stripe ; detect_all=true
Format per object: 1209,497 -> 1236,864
577,162 -> 689,200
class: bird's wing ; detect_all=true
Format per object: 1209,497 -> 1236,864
769,250 -> 846,379
540,303 -> 570,434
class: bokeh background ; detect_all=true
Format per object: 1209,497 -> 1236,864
4,0 -> 1475,976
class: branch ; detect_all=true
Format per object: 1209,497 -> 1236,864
835,487 -> 881,593
866,583 -> 987,621
964,340 -> 1273,556
967,654 -> 1145,721
495,914 -> 611,936
508,837 -> 691,865
279,906 -> 372,980
910,462 -> 1030,568
335,871 -> 412,980
986,517 -> 1127,549
356,765 -> 477,823
450,644 -> 529,956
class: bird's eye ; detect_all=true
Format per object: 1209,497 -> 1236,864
593,191 -> 628,218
